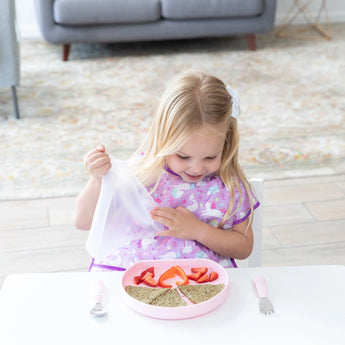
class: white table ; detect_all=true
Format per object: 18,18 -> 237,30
1,266 -> 344,345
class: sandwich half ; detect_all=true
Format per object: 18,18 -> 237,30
178,284 -> 225,304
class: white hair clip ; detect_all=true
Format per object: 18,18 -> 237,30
226,85 -> 241,119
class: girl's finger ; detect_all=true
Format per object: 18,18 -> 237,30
92,159 -> 111,171
84,145 -> 106,160
156,229 -> 177,237
151,214 -> 174,228
151,207 -> 176,218
97,144 -> 105,152
85,152 -> 109,166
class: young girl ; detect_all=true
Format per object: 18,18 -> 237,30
74,70 -> 259,270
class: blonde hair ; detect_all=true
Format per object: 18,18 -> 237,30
130,70 -> 255,229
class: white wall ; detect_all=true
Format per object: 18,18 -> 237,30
15,0 -> 40,39
15,0 -> 345,40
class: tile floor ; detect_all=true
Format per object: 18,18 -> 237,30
1,174 -> 344,288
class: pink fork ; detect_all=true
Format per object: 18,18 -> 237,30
253,276 -> 275,315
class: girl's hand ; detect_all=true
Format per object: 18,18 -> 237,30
151,207 -> 254,260
151,206 -> 201,240
84,144 -> 111,182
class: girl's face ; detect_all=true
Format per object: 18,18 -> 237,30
166,125 -> 225,183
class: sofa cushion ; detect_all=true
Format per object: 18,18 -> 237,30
161,0 -> 264,20
53,0 -> 161,25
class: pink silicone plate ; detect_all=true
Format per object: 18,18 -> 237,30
121,258 -> 230,319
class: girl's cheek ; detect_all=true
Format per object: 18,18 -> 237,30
210,161 -> 221,172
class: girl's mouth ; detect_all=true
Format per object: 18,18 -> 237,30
184,172 -> 204,181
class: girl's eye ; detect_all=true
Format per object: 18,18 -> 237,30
206,156 -> 217,160
177,154 -> 189,160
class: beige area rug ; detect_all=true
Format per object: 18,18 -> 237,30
1,24 -> 345,200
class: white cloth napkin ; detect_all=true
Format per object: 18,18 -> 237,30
86,158 -> 163,261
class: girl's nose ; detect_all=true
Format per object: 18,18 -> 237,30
191,162 -> 204,174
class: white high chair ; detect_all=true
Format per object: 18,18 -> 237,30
246,178 -> 264,267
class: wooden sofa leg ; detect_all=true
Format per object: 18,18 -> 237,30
62,44 -> 71,61
247,34 -> 256,51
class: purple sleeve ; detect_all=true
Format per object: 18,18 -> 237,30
231,180 -> 260,226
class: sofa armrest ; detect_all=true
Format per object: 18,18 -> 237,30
34,0 -> 57,43
262,0 -> 277,32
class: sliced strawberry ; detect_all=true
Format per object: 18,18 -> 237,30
141,272 -> 158,287
187,272 -> 202,281
140,267 -> 155,278
209,271 -> 219,282
197,273 -> 209,283
133,275 -> 143,285
191,267 -> 208,275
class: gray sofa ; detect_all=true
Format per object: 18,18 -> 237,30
35,0 -> 277,61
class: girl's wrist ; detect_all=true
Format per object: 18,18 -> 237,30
192,220 -> 211,243
89,175 -> 102,187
